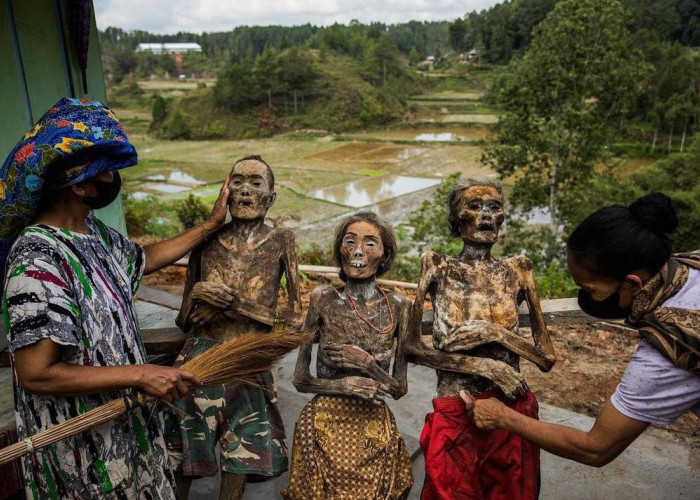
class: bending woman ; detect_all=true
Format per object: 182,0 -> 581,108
1,98 -> 230,498
283,211 -> 413,499
462,192 -> 699,467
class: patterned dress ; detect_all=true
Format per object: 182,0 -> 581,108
2,216 -> 175,499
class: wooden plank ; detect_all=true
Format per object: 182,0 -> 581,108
141,327 -> 189,355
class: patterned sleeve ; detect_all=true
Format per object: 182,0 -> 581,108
93,218 -> 146,294
3,238 -> 81,353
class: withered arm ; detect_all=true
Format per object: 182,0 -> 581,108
519,258 -> 556,371
352,299 -> 409,399
282,231 -> 303,321
176,244 -> 203,332
441,319 -> 555,372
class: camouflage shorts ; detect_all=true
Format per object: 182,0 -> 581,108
163,337 -> 288,478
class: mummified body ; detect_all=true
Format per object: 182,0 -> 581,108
283,211 -> 413,500
405,178 -> 556,500
165,156 -> 301,500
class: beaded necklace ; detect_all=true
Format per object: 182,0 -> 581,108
345,285 -> 395,335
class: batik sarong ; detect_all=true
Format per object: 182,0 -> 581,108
282,394 -> 413,500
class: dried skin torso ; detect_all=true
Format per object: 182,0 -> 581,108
196,224 -> 289,340
431,254 -> 525,395
311,285 -> 402,380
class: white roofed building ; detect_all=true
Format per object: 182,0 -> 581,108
136,43 -> 202,54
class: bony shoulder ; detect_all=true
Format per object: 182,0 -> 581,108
506,254 -> 534,271
309,284 -> 337,302
386,291 -> 410,308
420,250 -> 446,268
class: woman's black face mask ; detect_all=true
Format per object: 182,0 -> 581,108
85,171 -> 121,210
577,288 -> 631,320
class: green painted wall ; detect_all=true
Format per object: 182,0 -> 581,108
1,0 -> 125,233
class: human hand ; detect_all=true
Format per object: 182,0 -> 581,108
344,376 -> 389,403
460,390 -> 507,431
135,365 -> 202,402
207,175 -> 231,230
191,282 -> 236,308
325,344 -> 374,372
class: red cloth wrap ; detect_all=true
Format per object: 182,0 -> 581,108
420,390 -> 540,500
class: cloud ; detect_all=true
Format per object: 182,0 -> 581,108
94,0 -> 500,33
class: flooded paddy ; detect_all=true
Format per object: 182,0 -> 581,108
442,114 -> 498,124
350,126 -> 491,142
309,175 -> 441,208
120,116 -> 498,243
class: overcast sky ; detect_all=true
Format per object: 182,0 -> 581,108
95,0 -> 502,34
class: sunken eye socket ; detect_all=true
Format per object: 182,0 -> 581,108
343,238 -> 355,245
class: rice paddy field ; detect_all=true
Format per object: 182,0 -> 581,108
114,81 -> 500,243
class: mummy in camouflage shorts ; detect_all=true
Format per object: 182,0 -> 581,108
165,156 -> 302,499
164,337 -> 288,478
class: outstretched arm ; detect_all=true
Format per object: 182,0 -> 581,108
463,394 -> 648,467
292,288 -> 388,403
404,252 -> 528,398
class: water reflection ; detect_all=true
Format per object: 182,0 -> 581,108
168,171 -> 205,185
147,183 -> 190,194
415,132 -> 458,141
309,175 -> 441,208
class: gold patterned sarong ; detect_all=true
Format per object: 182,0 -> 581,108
282,395 -> 413,499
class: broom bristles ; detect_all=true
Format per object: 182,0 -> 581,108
0,329 -> 310,465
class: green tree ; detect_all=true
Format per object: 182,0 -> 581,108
176,193 -> 210,229
484,0 -> 642,233
151,94 -> 167,126
448,18 -> 467,53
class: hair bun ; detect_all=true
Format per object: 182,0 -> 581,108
628,192 -> 678,235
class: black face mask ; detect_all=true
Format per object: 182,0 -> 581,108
577,288 -> 632,320
84,171 -> 121,210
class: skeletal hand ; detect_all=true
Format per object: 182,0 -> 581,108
191,281 -> 236,309
325,344 -> 374,372
479,358 -> 528,399
441,321 -> 504,352
190,303 -> 219,326
344,376 -> 389,403
460,390 -> 506,430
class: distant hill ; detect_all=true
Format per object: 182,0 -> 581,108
149,49 -> 425,139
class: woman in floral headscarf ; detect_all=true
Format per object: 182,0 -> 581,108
1,98 -> 230,499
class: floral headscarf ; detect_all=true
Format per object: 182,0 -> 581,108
0,97 -> 137,285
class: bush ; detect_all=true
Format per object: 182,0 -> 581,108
297,242 -> 333,266
176,193 -> 209,229
151,94 -> 168,126
123,194 -> 152,237
161,108 -> 192,139
123,195 -> 181,238
535,262 -> 578,299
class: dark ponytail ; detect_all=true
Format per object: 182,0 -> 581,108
567,192 -> 677,280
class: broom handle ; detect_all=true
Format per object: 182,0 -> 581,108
0,393 -> 151,466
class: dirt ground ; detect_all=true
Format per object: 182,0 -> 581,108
142,266 -> 699,447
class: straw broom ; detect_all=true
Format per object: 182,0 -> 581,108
0,328 -> 310,465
